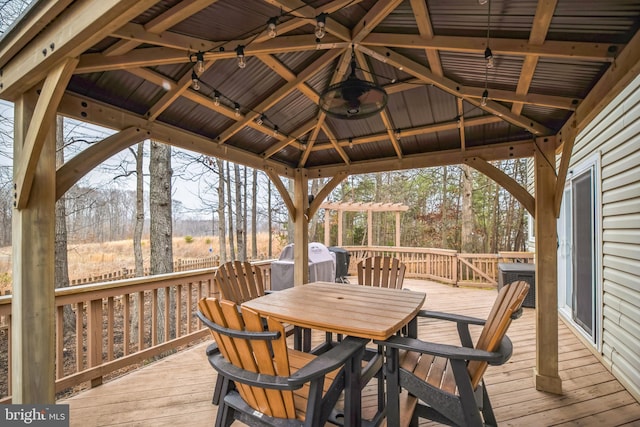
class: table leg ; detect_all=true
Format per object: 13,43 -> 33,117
384,345 -> 400,427
343,344 -> 365,427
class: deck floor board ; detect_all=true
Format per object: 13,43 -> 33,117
59,279 -> 640,426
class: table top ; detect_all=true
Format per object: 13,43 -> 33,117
242,282 -> 426,341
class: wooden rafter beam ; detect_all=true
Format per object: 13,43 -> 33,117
512,0 -> 558,115
464,156 -> 535,217
56,127 -> 146,199
320,124 -> 351,164
457,97 -> 466,151
362,33 -> 621,62
0,0 -> 158,99
15,58 -> 78,209
363,45 -> 552,135
104,0 -> 220,56
409,0 -> 443,77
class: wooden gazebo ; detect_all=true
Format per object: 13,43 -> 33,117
1,0 -> 639,405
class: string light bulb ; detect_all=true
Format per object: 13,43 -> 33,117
267,17 -> 278,38
273,125 -> 279,136
315,13 -> 327,39
235,45 -> 246,69
256,114 -> 265,126
191,71 -> 200,91
348,137 -> 353,148
481,89 -> 489,106
194,52 -> 205,74
234,102 -> 241,117
484,47 -> 494,68
394,128 -> 401,140
213,90 -> 220,106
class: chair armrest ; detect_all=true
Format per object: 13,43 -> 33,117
417,310 -> 486,326
377,335 -> 512,365
209,354 -> 295,390
288,336 -> 369,387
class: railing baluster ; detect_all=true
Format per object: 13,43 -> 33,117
107,296 -> 114,361
164,287 -> 170,342
138,291 -> 144,351
87,299 -> 103,387
56,306 -> 64,379
123,294 -> 130,356
76,301 -> 84,372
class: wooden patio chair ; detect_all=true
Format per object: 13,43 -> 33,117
197,297 -> 368,427
214,260 -> 266,304
357,256 -> 406,289
210,261 -> 296,404
377,280 -> 530,427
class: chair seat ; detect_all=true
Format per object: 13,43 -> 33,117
288,349 -> 341,420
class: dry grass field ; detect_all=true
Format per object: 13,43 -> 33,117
0,233 -> 285,294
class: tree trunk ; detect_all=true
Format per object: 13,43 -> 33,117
216,158 -> 227,264
460,164 -> 474,253
251,168 -> 258,259
234,164 -> 245,261
268,177 -> 273,258
54,115 -> 73,331
133,142 -> 144,277
150,141 -> 173,342
440,166 -> 448,247
308,178 -> 321,242
226,161 -> 235,260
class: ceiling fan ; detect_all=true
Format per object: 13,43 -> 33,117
319,50 -> 388,120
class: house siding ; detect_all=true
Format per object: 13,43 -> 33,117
569,73 -> 640,401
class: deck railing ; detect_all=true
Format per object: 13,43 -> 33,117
0,260 -> 273,403
0,249 -> 530,402
342,246 -> 533,287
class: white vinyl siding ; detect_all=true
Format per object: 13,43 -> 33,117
569,73 -> 640,401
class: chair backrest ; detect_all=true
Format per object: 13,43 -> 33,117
198,297 -> 296,418
468,280 -> 530,388
357,256 -> 406,289
214,260 -> 265,304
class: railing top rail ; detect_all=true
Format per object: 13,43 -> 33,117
341,246 -> 459,255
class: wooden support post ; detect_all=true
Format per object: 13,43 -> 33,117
293,169 -> 309,286
367,209 -> 373,246
324,210 -> 331,246
338,209 -> 343,246
534,136 -> 563,394
395,211 -> 401,247
11,93 -> 56,403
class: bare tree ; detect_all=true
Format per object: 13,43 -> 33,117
460,164 -> 474,252
251,168 -> 257,259
132,142 -> 145,276
234,164 -> 245,261
216,158 -> 227,263
226,161 -> 235,260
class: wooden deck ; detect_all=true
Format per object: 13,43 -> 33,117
59,279 -> 640,426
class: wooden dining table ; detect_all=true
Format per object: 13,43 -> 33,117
243,281 -> 426,427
